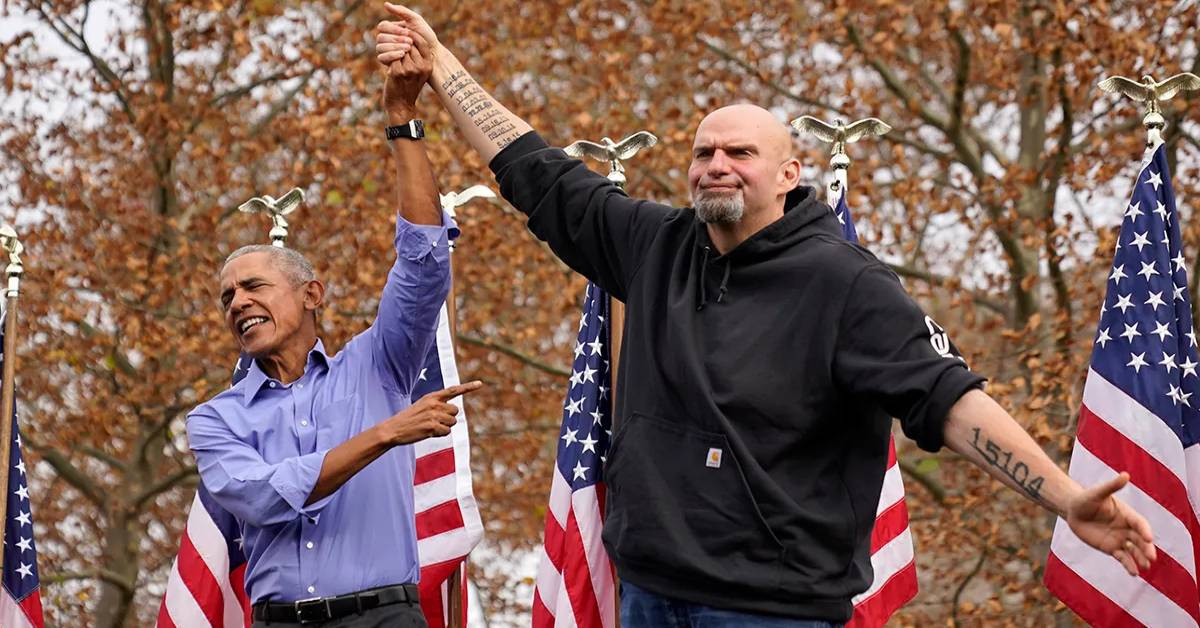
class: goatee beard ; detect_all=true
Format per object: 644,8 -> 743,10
694,191 -> 745,225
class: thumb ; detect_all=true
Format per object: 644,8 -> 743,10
384,3 -> 419,20
1077,472 -> 1129,512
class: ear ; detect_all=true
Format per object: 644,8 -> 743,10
778,157 -> 802,191
303,279 -> 325,312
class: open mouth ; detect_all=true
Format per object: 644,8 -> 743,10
239,316 -> 269,336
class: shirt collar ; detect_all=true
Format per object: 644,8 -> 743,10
240,339 -> 331,405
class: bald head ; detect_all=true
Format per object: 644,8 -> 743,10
697,104 -> 794,161
687,104 -> 801,228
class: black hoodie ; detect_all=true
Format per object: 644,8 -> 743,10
492,132 -> 984,621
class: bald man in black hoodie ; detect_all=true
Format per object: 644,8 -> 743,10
377,7 -> 1155,626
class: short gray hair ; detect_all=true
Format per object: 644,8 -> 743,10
222,245 -> 317,286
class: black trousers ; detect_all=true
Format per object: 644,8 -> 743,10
250,602 -> 427,628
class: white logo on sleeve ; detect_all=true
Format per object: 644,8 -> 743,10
925,316 -> 966,362
706,448 -> 723,469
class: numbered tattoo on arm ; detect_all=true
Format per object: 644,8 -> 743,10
441,70 -> 521,150
970,427 -> 1046,502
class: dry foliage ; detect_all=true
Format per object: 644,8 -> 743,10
1,0 -> 1198,625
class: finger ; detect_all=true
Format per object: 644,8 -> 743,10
377,21 -> 409,35
384,3 -> 420,20
437,413 -> 458,427
438,402 -> 460,416
1079,472 -> 1129,513
409,30 -> 431,55
376,33 -> 412,45
1127,506 -> 1155,547
432,380 -> 484,401
1112,547 -> 1138,576
377,50 -> 411,65
431,423 -> 451,437
376,42 -> 412,54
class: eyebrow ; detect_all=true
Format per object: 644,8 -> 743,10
693,142 -> 759,153
220,276 -> 269,303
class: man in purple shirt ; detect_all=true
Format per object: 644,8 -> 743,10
186,28 -> 477,628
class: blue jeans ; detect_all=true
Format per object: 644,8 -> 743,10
620,582 -> 842,628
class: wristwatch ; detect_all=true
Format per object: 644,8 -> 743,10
386,119 -> 425,141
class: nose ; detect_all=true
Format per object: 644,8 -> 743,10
706,150 -> 732,175
228,288 -> 251,315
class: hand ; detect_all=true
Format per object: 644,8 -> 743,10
1066,472 -> 1156,576
381,380 -> 483,445
377,26 -> 433,117
383,3 -> 440,52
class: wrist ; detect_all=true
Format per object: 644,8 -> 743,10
387,106 -> 418,125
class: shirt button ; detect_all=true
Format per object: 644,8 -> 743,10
298,383 -> 304,389
268,382 -> 276,388
306,541 -> 315,549
300,420 -> 309,427
307,585 -> 315,594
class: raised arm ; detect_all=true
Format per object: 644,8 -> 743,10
378,4 -> 531,162
376,4 -> 672,301
372,26 -> 455,393
382,29 -> 446,226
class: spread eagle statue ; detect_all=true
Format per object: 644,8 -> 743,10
789,116 -> 892,157
564,131 -> 658,185
237,187 -> 305,247
439,185 -> 496,218
1098,73 -> 1200,114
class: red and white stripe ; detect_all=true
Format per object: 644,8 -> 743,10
414,304 -> 484,628
156,492 -> 250,628
531,466 -> 616,628
0,590 -> 41,628
849,435 -> 918,627
1046,369 -> 1200,627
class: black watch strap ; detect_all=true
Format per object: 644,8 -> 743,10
386,119 -> 425,141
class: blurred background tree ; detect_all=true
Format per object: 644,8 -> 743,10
0,0 -> 1197,625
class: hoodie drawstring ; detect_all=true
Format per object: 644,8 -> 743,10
697,246 -> 711,311
716,260 -> 731,304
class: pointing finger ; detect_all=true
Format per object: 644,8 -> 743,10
432,380 -> 484,401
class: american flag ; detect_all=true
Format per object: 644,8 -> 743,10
1045,143 -> 1200,625
835,191 -> 919,627
532,282 -> 616,628
158,304 -> 482,628
0,316 -> 44,628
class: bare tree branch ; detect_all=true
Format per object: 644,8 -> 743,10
25,438 -> 107,507
887,263 -> 1009,315
43,568 -> 136,593
456,333 -> 571,378
133,465 -> 197,510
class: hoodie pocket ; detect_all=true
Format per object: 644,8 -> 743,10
604,412 -> 783,589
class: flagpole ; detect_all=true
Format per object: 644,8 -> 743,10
0,226 -> 24,562
439,187 -> 497,628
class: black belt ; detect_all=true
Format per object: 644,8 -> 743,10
252,583 -> 419,624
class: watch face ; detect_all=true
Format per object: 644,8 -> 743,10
386,120 -> 424,140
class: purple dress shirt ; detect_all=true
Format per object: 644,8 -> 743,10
186,214 -> 456,603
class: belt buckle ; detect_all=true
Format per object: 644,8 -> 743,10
294,597 -> 331,624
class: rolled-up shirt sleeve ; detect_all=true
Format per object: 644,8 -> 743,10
372,212 -> 457,395
187,408 -> 334,526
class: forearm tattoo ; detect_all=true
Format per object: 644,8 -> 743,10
969,427 -> 1047,503
441,70 -> 521,150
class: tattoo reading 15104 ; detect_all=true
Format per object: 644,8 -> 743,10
970,427 -> 1045,500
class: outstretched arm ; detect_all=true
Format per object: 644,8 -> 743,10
943,389 -> 1156,576
377,3 -> 532,163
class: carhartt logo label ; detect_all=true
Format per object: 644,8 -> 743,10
706,448 -> 722,468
